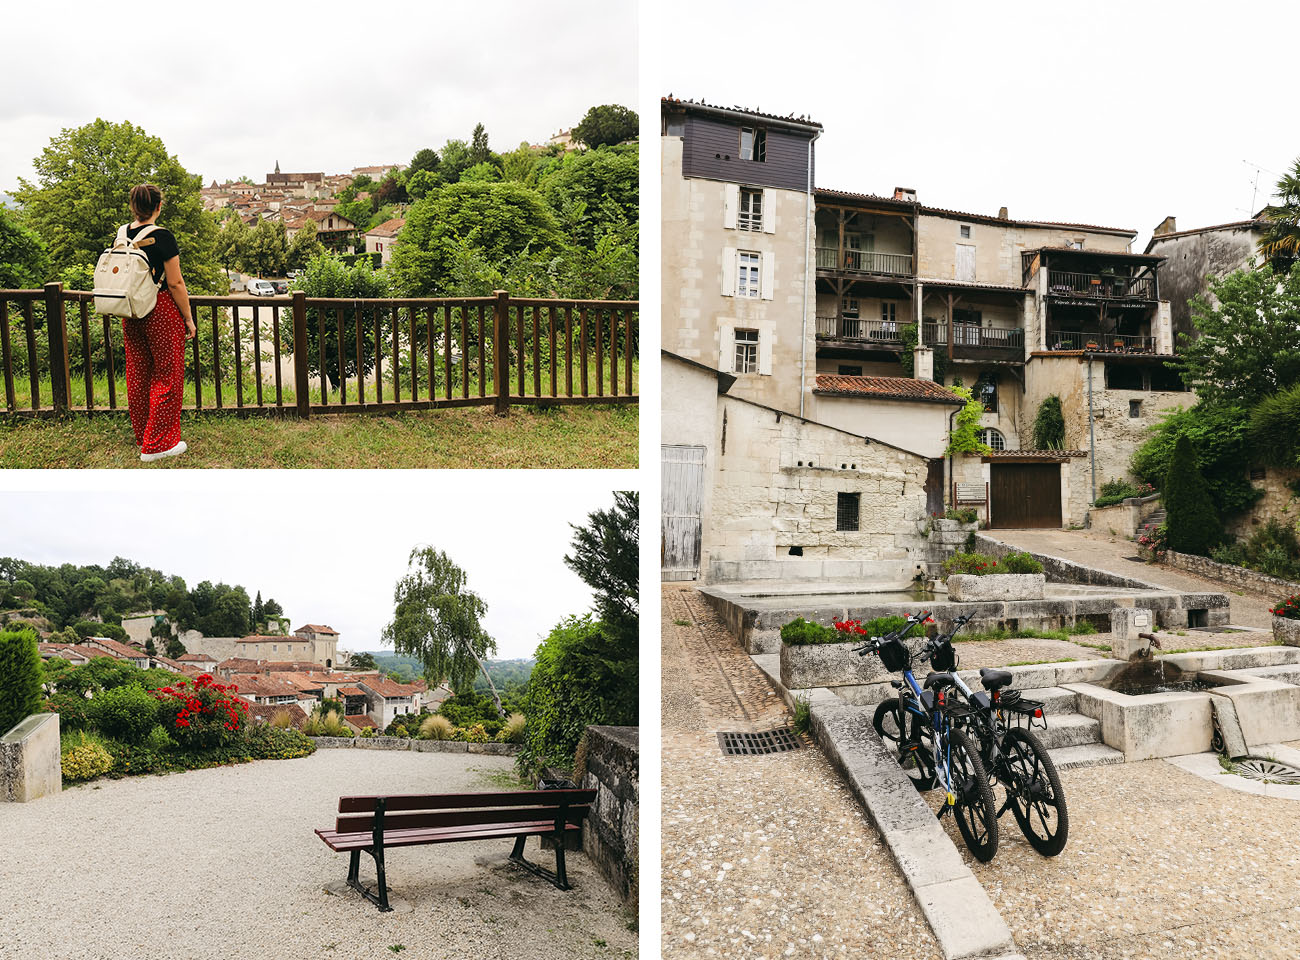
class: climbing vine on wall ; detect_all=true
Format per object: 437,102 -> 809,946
946,385 -> 992,456
1031,395 -> 1066,450
898,323 -> 948,383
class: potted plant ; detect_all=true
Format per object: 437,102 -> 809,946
943,551 -> 1046,601
777,616 -> 916,690
1272,595 -> 1300,646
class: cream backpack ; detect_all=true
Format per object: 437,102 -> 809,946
93,224 -> 165,319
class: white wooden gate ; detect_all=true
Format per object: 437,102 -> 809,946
956,243 -> 976,282
662,445 -> 706,581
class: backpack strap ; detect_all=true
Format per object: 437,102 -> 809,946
129,223 -> 161,248
114,224 -> 130,247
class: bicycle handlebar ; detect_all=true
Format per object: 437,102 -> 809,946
853,610 -> 933,656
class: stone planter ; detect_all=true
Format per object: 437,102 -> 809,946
1275,616 -> 1300,647
948,573 -> 1045,602
779,640 -> 889,689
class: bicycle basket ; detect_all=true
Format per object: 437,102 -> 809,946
876,636 -> 910,672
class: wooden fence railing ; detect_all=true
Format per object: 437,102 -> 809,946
0,285 -> 638,418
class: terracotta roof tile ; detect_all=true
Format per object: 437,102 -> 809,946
982,449 -> 1088,459
336,686 -> 367,697
359,678 -> 419,698
814,374 -> 965,405
177,653 -> 216,662
365,218 -> 405,238
345,714 -> 377,729
297,624 -> 339,635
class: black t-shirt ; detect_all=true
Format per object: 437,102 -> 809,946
125,224 -> 179,285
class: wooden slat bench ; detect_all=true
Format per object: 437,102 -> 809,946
314,788 -> 596,912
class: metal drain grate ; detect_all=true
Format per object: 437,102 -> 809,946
1234,757 -> 1300,785
717,728 -> 803,756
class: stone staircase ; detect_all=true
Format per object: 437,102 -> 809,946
1014,685 -> 1123,770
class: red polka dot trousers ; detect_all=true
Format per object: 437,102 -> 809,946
122,288 -> 186,455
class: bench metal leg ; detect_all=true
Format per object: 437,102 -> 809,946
346,847 -> 392,913
347,849 -> 360,885
507,833 -> 572,891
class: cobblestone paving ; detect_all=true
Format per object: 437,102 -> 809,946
662,585 -> 940,959
930,747 -> 1300,959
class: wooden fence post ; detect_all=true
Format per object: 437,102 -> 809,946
43,282 -> 71,413
292,291 -> 310,420
493,289 -> 510,417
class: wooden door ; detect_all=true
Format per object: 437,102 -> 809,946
662,445 -> 706,580
925,460 -> 945,517
990,463 -> 1061,528
956,243 -> 976,282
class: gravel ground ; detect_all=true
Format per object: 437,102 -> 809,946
662,586 -> 940,960
987,529 -> 1279,629
0,750 -> 635,960
930,755 -> 1300,959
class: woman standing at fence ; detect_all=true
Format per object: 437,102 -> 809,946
120,184 -> 197,462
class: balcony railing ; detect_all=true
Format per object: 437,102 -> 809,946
816,317 -> 1024,353
816,247 -> 913,276
816,316 -> 906,343
1046,331 -> 1158,354
1046,270 -> 1156,300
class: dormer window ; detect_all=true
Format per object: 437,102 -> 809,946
740,127 -> 766,162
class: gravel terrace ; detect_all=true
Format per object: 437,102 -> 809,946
662,585 -> 940,960
0,750 -> 635,960
930,753 -> 1300,959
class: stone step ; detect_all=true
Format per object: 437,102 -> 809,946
1032,712 -> 1101,750
1014,686 -> 1079,715
1047,742 -> 1125,770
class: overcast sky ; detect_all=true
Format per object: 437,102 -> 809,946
0,474 -> 632,660
0,0 -> 636,192
660,0 -> 1298,249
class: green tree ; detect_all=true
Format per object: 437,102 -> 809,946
214,214 -> 249,279
945,386 -> 991,456
374,172 -> 407,206
571,104 -> 639,149
348,651 -> 377,671
289,253 -> 389,385
165,636 -> 187,659
1260,156 -> 1300,262
406,168 -> 443,200
1249,382 -> 1300,467
350,174 -> 374,193
0,627 -> 44,735
469,123 -> 493,167
252,591 -> 264,628
537,144 -> 638,250
1164,433 -> 1221,556
263,597 -> 283,618
1172,264 -> 1300,410
382,547 -> 504,717
245,219 -> 289,277
564,491 -> 639,647
287,220 -> 325,272
13,118 -> 222,292
438,139 -> 473,183
408,148 -> 440,177
0,206 -> 49,287
459,162 -> 501,183
1131,403 -> 1261,516
389,181 -> 563,296
500,143 -> 541,185
144,638 -> 157,656
1031,395 -> 1066,450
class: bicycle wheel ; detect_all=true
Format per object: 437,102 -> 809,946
948,727 -> 999,863
1003,727 -> 1068,856
873,699 -> 936,791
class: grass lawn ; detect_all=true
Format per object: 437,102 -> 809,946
0,404 -> 638,468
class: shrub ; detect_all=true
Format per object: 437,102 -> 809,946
792,695 -> 811,736
61,730 -> 114,783
1272,595 -> 1300,620
359,727 -> 377,738
0,627 -> 43,736
1248,382 -> 1300,468
831,615 -> 922,640
92,684 -> 159,744
1137,522 -> 1167,560
1094,478 -> 1156,508
303,706 -> 349,737
44,691 -> 93,730
500,712 -> 526,744
420,714 -> 455,740
779,617 -> 838,645
1131,403 -> 1260,517
392,724 -> 410,739
269,708 -> 294,729
942,552 -> 999,577
1032,395 -> 1066,450
998,551 -> 1044,575
1214,519 -> 1300,581
1163,434 -> 1222,556
944,507 -> 978,524
463,723 -> 490,743
243,724 -> 316,761
154,674 -> 248,749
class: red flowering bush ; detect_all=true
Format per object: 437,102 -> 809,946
1272,595 -> 1300,621
154,674 -> 248,749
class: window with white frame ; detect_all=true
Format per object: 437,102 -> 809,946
734,329 -> 759,374
740,127 -> 766,162
738,188 -> 763,231
737,251 -> 761,298
880,301 -> 898,335
1067,238 -> 1084,249
980,428 -> 1006,451
841,298 -> 860,318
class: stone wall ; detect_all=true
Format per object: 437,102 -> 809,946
974,534 -> 1156,589
1087,494 -> 1161,539
1225,467 -> 1300,541
580,725 -> 638,907
307,736 -> 520,755
1162,550 -> 1300,599
1,713 -> 61,803
701,395 -> 931,582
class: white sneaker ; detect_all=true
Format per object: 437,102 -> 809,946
141,440 -> 187,463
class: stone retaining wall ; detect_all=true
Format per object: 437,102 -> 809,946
1087,493 -> 1161,539
975,534 -> 1156,589
307,736 -> 520,755
1162,550 -> 1300,599
580,725 -> 638,907
1,713 -> 61,803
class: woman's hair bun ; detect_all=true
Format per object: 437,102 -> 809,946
130,183 -> 164,220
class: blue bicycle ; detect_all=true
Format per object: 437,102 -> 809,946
856,612 -> 999,862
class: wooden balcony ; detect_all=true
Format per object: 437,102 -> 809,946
816,247 -> 913,277
815,317 -> 1024,355
1045,331 -> 1160,354
1046,270 -> 1156,301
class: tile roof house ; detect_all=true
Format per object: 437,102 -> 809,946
344,714 -> 377,733
243,701 -> 308,729
80,636 -> 152,668
357,678 -> 422,728
364,218 -> 405,266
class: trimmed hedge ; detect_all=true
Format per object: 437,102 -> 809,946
0,627 -> 43,736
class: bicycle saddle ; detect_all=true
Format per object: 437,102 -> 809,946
923,672 -> 956,691
979,667 -> 1013,691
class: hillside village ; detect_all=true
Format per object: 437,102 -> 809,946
34,616 -> 450,734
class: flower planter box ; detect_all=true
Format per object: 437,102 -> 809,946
1275,616 -> 1300,647
779,640 -> 890,690
948,573 -> 1045,602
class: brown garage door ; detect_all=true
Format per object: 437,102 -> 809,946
990,462 -> 1061,529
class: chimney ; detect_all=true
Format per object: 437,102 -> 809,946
913,345 -> 934,382
1154,216 -> 1177,237
998,206 -> 1009,220
893,186 -> 917,203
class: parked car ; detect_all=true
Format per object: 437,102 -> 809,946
270,279 -> 289,295
246,279 -> 276,297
